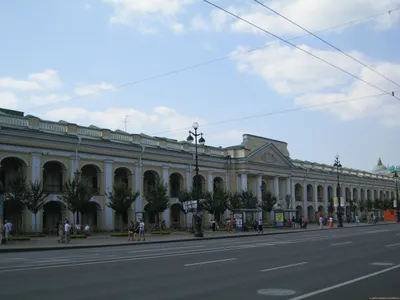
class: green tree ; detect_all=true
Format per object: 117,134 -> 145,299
5,173 -> 28,219
359,199 -> 366,214
259,189 -> 278,215
200,187 -> 229,222
366,199 -> 373,211
58,175 -> 92,224
328,198 -> 335,214
25,181 -> 49,233
227,192 -> 243,212
240,190 -> 258,209
145,180 -> 170,227
106,180 -> 140,231
285,194 -> 292,209
374,198 -> 382,210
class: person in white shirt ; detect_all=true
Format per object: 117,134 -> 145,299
138,219 -> 145,241
4,220 -> 12,244
64,221 -> 71,243
319,216 -> 324,229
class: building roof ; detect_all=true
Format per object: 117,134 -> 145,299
372,157 -> 391,176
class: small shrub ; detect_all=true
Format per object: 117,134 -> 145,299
151,231 -> 171,235
10,236 -> 31,241
111,232 -> 129,237
22,233 -> 47,238
70,234 -> 87,239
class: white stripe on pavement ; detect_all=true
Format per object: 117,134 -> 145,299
184,258 -> 237,267
385,243 -> 400,248
330,241 -> 352,246
260,262 -> 308,272
288,264 -> 400,300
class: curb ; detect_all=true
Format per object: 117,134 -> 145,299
0,222 -> 397,253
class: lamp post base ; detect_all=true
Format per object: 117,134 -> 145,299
193,214 -> 203,238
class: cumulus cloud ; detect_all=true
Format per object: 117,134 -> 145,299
103,0 -> 197,34
231,42 -> 400,125
208,0 -> 400,35
74,82 -> 116,96
0,69 -> 61,91
0,92 -> 21,110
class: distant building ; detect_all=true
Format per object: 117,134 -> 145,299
0,108 -> 396,232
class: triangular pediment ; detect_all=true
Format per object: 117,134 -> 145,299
246,143 -> 294,168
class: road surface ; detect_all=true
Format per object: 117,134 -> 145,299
0,225 -> 399,300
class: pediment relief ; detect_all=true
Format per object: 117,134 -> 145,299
247,144 -> 293,167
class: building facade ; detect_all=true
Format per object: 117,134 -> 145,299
0,109 -> 396,232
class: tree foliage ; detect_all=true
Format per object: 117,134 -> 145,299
106,180 -> 140,216
328,198 -> 335,214
178,187 -> 200,213
200,187 -> 229,218
366,199 -> 373,211
5,172 -> 27,213
226,192 -> 243,211
240,190 -> 258,209
25,181 -> 49,215
358,199 -> 366,213
58,175 -> 93,222
259,189 -> 277,213
145,180 -> 170,223
285,194 -> 292,209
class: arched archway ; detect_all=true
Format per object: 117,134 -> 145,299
1,157 -> 28,232
306,184 -> 313,202
295,184 -> 303,201
82,201 -> 102,231
345,187 -> 351,202
143,170 -> 160,198
327,186 -> 333,201
43,161 -> 67,194
296,205 -> 302,219
144,203 -> 156,224
192,174 -> 205,194
307,205 -> 315,222
317,185 -> 323,203
81,164 -> 102,195
169,173 -> 183,198
318,205 -> 324,213
353,188 -> 358,201
213,177 -> 224,193
114,167 -> 132,188
170,203 -> 183,229
43,201 -> 66,234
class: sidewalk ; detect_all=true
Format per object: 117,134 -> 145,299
0,221 -> 397,253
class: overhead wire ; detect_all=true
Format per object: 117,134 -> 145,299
252,0 -> 400,89
23,7 -> 400,113
150,91 -> 399,135
202,0 -> 400,101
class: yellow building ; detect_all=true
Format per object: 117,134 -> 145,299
0,108 -> 396,232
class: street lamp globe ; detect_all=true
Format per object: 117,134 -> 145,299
192,122 -> 199,130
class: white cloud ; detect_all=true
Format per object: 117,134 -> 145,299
74,82 -> 116,96
0,69 -> 61,91
231,42 -> 400,125
170,23 -> 185,34
0,92 -> 21,110
207,0 -> 400,35
29,94 -> 68,106
103,0 -> 197,34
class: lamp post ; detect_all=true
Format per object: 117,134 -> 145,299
334,155 -> 343,227
393,171 -> 399,222
187,122 -> 205,238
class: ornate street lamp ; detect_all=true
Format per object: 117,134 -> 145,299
187,122 -> 205,237
393,171 -> 399,222
333,155 -> 343,227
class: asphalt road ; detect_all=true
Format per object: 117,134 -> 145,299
1,225 -> 400,300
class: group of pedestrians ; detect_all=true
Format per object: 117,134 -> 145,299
0,220 -> 13,244
127,219 -> 145,241
56,219 -> 72,243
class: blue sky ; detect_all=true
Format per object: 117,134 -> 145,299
0,0 -> 399,172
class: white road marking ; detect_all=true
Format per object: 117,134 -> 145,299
130,245 -> 205,253
184,258 -> 237,267
330,241 -> 352,246
385,243 -> 400,248
288,264 -> 400,300
371,262 -> 395,266
260,262 -> 308,272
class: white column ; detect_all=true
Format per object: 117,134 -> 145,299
225,171 -> 230,191
285,178 -> 291,200
256,175 -> 262,220
313,183 -> 318,213
162,166 -> 170,228
358,187 -> 361,201
241,173 -> 248,191
291,181 -> 296,212
324,184 -> 329,214
186,167 -> 192,191
104,160 -> 113,229
31,153 -> 42,232
69,156 -> 76,179
207,171 -> 213,193
303,181 -> 307,217
135,164 -> 143,219
273,177 -> 279,199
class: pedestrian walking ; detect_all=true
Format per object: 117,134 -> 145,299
64,221 -> 71,244
138,219 -> 145,241
257,219 -> 263,234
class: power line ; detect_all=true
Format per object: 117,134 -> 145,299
253,0 -> 400,89
151,91 -> 398,135
23,7 -> 400,113
202,0 -> 400,102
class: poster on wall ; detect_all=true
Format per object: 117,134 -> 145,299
233,213 -> 243,229
275,212 -> 284,227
